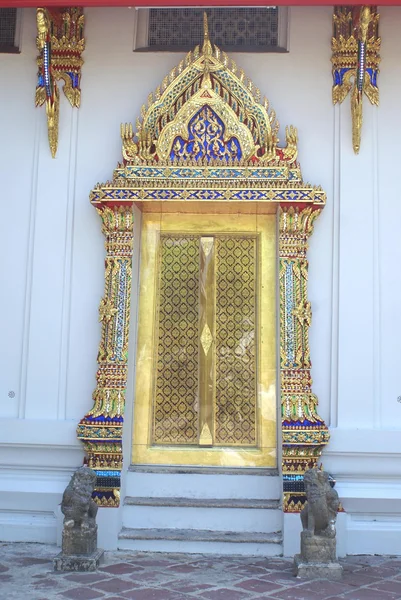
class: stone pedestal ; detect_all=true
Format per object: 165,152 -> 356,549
53,525 -> 104,572
54,548 -> 104,572
62,525 -> 98,555
294,532 -> 343,580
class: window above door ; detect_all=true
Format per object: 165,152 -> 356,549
0,8 -> 22,53
134,7 -> 289,53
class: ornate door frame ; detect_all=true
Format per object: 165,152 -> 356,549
132,213 -> 277,468
77,20 -> 329,512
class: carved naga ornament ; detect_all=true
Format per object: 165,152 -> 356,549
79,14 -> 328,509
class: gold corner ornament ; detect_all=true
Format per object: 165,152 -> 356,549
332,6 -> 380,154
36,7 -> 85,158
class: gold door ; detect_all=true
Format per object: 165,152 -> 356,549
132,213 -> 277,467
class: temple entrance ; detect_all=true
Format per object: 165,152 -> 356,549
132,213 -> 277,467
79,14 -> 328,513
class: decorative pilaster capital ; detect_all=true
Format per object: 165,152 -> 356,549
97,206 -> 134,235
96,206 -> 134,257
279,206 -> 321,259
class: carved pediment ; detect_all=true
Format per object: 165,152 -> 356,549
121,13 -> 297,167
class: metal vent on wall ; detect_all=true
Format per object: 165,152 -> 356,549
135,7 -> 288,53
0,8 -> 19,52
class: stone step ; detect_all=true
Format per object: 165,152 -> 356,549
126,466 -> 281,500
124,496 -> 280,509
122,496 -> 282,532
129,465 -> 280,475
118,527 -> 283,556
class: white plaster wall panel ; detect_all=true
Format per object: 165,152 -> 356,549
376,7 -> 401,429
0,418 -> 80,454
337,102 -> 376,428
25,97 -> 76,420
64,187 -> 103,421
328,106 -> 341,428
324,430 -> 401,481
0,9 -> 38,418
346,516 -> 401,556
0,510 -> 57,544
0,465 -> 76,543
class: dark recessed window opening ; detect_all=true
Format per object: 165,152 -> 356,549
0,8 -> 20,53
136,7 -> 287,53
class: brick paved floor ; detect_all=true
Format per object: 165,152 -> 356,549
1,543 -> 401,600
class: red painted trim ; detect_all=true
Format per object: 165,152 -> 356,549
1,1 -> 401,7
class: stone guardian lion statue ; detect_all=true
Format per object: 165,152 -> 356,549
300,467 -> 339,538
61,466 -> 98,529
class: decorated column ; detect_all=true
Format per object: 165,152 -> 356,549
279,206 -> 330,512
77,207 -> 134,507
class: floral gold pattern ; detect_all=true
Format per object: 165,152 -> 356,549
215,236 -> 257,446
153,235 -> 200,445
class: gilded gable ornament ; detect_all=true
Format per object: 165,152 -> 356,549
35,7 -> 85,158
121,13 -> 297,168
332,6 -> 380,154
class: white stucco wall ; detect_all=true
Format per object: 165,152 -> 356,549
0,6 -> 400,553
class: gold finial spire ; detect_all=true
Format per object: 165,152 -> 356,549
200,11 -> 212,88
359,6 -> 371,44
202,11 -> 212,56
203,11 -> 209,43
203,11 -> 209,40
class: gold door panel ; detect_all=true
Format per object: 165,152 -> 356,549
132,214 -> 277,467
215,236 -> 257,446
153,234 -> 200,445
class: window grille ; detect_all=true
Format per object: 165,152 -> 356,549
0,8 -> 20,53
135,7 -> 288,53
